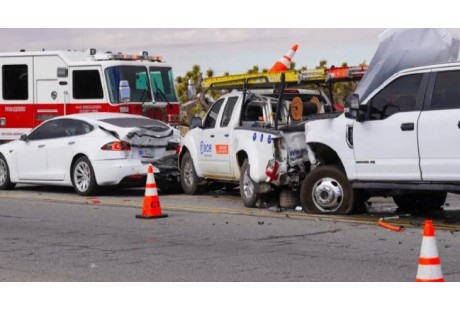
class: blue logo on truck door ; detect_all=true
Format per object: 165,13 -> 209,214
200,141 -> 212,155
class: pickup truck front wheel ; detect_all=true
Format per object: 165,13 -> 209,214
180,152 -> 206,195
300,165 -> 356,214
239,159 -> 262,208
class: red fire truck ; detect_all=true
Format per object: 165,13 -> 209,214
0,49 -> 180,142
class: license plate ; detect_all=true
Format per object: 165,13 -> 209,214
137,148 -> 155,158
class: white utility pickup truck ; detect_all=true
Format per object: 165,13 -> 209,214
301,62 -> 460,214
179,89 -> 332,208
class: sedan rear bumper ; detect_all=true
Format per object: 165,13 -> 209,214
92,159 -> 150,186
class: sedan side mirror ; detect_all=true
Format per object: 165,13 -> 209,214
19,134 -> 28,141
190,117 -> 202,129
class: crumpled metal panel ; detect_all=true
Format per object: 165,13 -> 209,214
355,28 -> 460,103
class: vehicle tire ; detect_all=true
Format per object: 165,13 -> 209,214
180,152 -> 206,195
300,165 -> 357,214
156,178 -> 183,194
71,156 -> 99,196
0,154 -> 16,190
279,188 -> 300,209
239,159 -> 263,208
393,192 -> 447,213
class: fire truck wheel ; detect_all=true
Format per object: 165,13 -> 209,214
71,156 -> 99,196
0,154 -> 16,190
300,165 -> 356,214
180,152 -> 206,195
239,159 -> 262,208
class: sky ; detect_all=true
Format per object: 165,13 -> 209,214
2,1 -> 460,80
0,29 -> 382,77
2,28 -> 460,79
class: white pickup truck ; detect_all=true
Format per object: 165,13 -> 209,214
179,89 -> 332,208
301,62 -> 460,214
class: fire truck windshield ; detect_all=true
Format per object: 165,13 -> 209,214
149,66 -> 178,102
105,66 -> 153,104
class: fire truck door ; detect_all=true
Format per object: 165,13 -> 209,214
35,79 -> 61,126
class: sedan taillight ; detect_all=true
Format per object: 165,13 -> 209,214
101,141 -> 131,151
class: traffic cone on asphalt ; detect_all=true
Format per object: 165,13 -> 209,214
268,44 -> 298,73
415,219 -> 444,282
135,164 -> 168,219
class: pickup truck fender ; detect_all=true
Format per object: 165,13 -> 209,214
233,128 -> 281,183
179,128 -> 206,177
305,114 -> 357,180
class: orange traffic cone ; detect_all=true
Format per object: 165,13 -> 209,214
135,164 -> 168,219
415,219 -> 444,282
268,44 -> 298,73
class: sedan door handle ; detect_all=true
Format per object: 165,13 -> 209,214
38,144 -> 46,148
68,141 -> 75,145
224,134 -> 229,137
457,121 -> 460,129
210,135 -> 215,138
400,123 -> 414,131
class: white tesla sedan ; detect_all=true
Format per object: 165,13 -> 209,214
0,113 -> 180,195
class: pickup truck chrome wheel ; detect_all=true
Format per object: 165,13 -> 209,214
0,155 -> 15,190
239,159 -> 261,208
242,167 -> 254,198
180,151 -> 206,195
71,156 -> 99,196
312,177 -> 343,213
300,165 -> 356,214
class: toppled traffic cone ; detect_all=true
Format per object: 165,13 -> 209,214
268,44 -> 298,73
136,164 -> 168,219
415,219 -> 444,282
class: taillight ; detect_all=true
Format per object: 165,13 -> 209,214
265,159 -> 280,182
175,145 -> 181,154
101,141 -> 131,151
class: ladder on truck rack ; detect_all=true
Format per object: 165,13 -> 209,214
204,65 -> 368,90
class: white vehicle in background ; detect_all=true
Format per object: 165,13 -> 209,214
0,113 -> 180,195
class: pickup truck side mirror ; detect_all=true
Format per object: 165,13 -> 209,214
344,94 -> 366,122
190,117 -> 202,129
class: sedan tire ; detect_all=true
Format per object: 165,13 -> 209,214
71,156 -> 99,196
0,154 -> 16,190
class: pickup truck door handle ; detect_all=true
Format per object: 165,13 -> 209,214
457,121 -> 460,129
224,134 -> 229,137
38,144 -> 46,148
210,135 -> 215,138
400,123 -> 414,131
68,141 -> 75,145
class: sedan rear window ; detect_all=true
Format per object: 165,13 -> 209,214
100,117 -> 170,131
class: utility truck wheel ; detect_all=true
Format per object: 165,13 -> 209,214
393,192 -> 447,213
180,152 -> 206,195
239,159 -> 262,208
0,154 -> 15,190
300,165 -> 356,214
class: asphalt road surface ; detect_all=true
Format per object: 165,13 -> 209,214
1,185 -> 460,281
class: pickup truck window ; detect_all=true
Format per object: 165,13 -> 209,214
369,74 -> 422,120
430,70 -> 460,111
221,97 -> 238,127
203,99 -> 224,129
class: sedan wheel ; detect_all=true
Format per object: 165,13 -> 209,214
0,154 -> 15,190
72,156 -> 99,196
